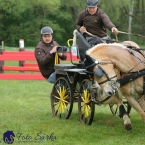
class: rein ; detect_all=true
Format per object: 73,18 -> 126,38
111,46 -> 145,96
121,47 -> 145,97
117,46 -> 145,85
126,45 -> 145,58
117,31 -> 145,38
115,31 -> 145,41
85,30 -> 106,43
123,48 -> 145,74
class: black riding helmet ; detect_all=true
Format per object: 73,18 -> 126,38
41,26 -> 53,35
86,0 -> 98,7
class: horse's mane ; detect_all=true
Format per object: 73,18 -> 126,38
86,43 -> 127,55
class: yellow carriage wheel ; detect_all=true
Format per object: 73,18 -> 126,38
51,77 -> 73,119
78,79 -> 95,125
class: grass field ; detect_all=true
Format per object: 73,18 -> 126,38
0,80 -> 145,145
1,46 -> 145,145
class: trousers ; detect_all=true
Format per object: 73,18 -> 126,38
86,35 -> 111,46
47,72 -> 56,84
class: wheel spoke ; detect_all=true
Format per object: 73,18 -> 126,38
51,77 -> 73,119
78,79 -> 95,125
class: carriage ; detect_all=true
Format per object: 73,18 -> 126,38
50,30 -> 132,126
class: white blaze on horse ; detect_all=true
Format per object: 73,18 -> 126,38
85,41 -> 145,130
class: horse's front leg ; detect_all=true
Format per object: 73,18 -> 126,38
126,96 -> 145,122
119,104 -> 132,130
116,95 -> 132,130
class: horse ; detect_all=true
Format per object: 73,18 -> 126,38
85,41 -> 145,130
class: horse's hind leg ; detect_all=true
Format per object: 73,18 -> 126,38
138,95 -> 145,111
126,96 -> 145,122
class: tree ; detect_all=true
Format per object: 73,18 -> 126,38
0,0 -> 145,47
128,0 -> 134,40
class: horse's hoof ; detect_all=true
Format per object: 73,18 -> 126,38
124,124 -> 132,130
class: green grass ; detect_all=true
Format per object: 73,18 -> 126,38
0,80 -> 145,145
1,47 -> 35,51
1,46 -> 145,145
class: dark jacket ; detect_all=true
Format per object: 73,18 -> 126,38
76,7 -> 116,38
35,40 -> 67,79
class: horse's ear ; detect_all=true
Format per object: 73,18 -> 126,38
85,54 -> 97,72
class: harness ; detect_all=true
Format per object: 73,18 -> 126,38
117,68 -> 145,86
117,46 -> 145,96
85,45 -> 145,104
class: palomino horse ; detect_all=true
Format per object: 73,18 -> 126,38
85,41 -> 145,130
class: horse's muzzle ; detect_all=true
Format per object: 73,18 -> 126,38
110,81 -> 120,92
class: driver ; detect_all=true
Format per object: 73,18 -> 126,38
75,0 -> 118,46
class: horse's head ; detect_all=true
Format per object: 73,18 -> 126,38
93,61 -> 120,101
84,54 -> 120,103
85,44 -> 121,103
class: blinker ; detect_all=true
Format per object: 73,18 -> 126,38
94,67 -> 104,78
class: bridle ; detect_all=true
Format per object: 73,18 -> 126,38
94,61 -> 119,92
85,59 -> 120,104
96,65 -> 116,85
85,60 -> 119,92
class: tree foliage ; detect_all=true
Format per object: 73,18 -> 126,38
0,0 -> 144,47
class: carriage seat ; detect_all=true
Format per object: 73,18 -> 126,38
76,32 -> 92,61
54,64 -> 76,70
54,64 -> 77,76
